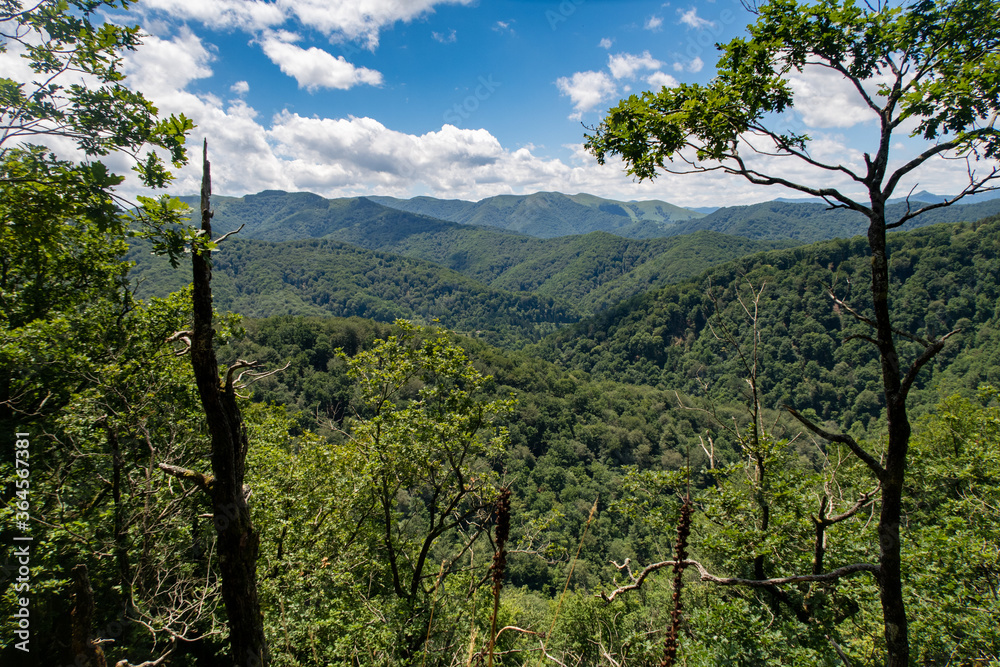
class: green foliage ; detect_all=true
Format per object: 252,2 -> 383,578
899,387 -> 1000,663
1,0 -> 193,186
248,322 -> 516,665
536,218 -> 1000,426
129,236 -> 580,347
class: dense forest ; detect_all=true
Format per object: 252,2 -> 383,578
2,1 -> 1000,667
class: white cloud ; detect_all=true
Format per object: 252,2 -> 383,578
137,0 -> 475,49
276,0 -> 476,49
599,37 -> 613,49
137,0 -> 285,32
432,29 -> 457,43
27,5 -> 995,212
673,56 -> 703,73
607,51 -> 663,80
123,27 -> 214,99
644,15 -> 663,31
260,33 -> 384,91
786,64 -> 881,128
677,7 -> 713,30
646,71 -> 679,89
493,20 -> 515,35
555,71 -> 616,120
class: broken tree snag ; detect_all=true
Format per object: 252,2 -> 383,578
71,564 -> 108,667
190,140 -> 268,667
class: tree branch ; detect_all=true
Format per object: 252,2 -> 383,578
888,164 -> 1000,229
214,223 -> 244,244
693,561 -> 880,587
157,463 -> 214,495
783,405 -> 886,481
899,329 -> 960,401
599,558 -> 880,602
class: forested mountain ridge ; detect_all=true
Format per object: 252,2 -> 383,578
187,188 -> 1000,248
672,197 -> 1000,242
335,228 -> 794,314
128,237 -> 579,346
368,191 -> 704,238
142,192 -> 794,321
533,215 -> 1000,426
178,189 -> 702,242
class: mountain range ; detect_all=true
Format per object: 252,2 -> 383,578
128,189 -> 1000,346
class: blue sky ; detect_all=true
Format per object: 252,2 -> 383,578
5,0 -> 996,207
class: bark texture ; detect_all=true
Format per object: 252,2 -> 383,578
190,141 -> 268,667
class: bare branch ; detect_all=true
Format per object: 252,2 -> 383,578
693,561 -> 880,587
234,361 -> 292,389
599,558 -> 679,603
599,558 -> 880,602
888,166 -> 1000,229
828,291 -> 931,346
883,130 -> 999,208
165,330 -> 193,356
899,329 -> 961,400
213,223 -> 245,244
824,486 -> 880,526
224,359 -> 260,390
157,463 -> 214,495
727,153 -> 872,216
783,405 -> 886,481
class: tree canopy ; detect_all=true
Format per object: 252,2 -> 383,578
585,1 -> 1000,664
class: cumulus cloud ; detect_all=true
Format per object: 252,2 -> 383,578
137,0 -> 284,32
646,71 -> 679,89
555,71 -> 616,120
644,15 -> 663,31
672,56 -> 704,73
277,0 -> 476,49
136,0 -> 475,49
260,33 -> 384,91
677,7 -> 713,30
607,51 -> 663,80
599,37 -> 613,49
122,27 -> 214,98
432,29 -> 457,43
786,64 -> 881,128
231,80 -> 250,95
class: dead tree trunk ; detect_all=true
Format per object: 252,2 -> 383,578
71,564 -> 108,667
189,140 -> 268,667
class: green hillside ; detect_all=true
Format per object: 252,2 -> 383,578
173,191 -> 791,316
208,215 -> 1000,666
357,227 -> 792,314
128,237 -> 578,346
369,190 -> 704,238
533,215 -> 1000,425
674,197 -> 1000,241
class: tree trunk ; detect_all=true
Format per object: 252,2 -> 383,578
190,141 -> 268,667
867,214 -> 909,666
71,564 -> 108,667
